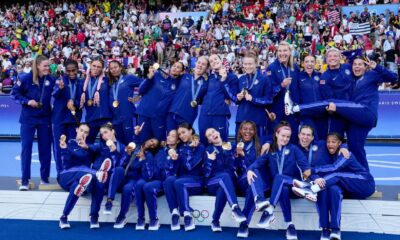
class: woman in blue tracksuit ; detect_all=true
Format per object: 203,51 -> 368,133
266,41 -> 300,143
293,132 -> 375,240
289,57 -> 397,170
79,57 -> 112,143
199,54 -> 239,144
167,57 -> 209,131
107,60 -> 144,145
163,123 -> 205,231
204,128 -> 246,232
136,130 -> 180,231
295,125 -> 346,240
159,130 -> 183,228
11,55 -> 55,190
235,51 -> 272,138
58,124 -> 111,229
112,144 -> 143,229
136,61 -> 185,144
247,122 -> 310,240
132,138 -> 161,231
52,59 -> 83,174
296,55 -> 325,140
89,123 -> 135,215
235,121 -> 271,238
287,48 -> 354,138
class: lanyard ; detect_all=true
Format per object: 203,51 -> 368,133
113,75 -> 123,101
88,77 -> 99,99
68,79 -> 77,99
191,75 -> 203,101
39,76 -> 47,103
213,146 -> 220,154
276,146 -> 286,175
280,63 -> 291,80
245,141 -> 253,153
246,71 -> 258,90
308,145 -> 313,164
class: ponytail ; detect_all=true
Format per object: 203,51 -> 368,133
32,55 -> 49,85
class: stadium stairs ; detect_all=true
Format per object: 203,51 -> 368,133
0,188 -> 399,234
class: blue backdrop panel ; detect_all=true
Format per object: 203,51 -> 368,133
1,91 -> 400,138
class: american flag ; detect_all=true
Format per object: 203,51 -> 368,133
328,10 -> 340,24
349,22 -> 371,36
194,32 -> 206,40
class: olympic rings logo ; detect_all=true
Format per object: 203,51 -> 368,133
191,209 -> 210,222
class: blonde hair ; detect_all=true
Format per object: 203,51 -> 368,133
278,41 -> 294,70
32,55 -> 49,85
325,47 -> 341,57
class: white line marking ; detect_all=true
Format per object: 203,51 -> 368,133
369,163 -> 400,169
374,177 -> 400,181
367,154 -> 400,157
369,160 -> 400,165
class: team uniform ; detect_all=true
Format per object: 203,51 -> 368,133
297,70 -> 326,140
199,72 -> 238,144
58,139 -> 110,229
314,64 -> 353,137
83,76 -> 112,143
11,72 -> 55,186
296,65 -> 397,170
266,60 -> 300,142
163,142 -> 205,231
297,141 -> 342,236
52,75 -> 83,174
249,144 -> 310,239
235,140 -> 271,237
293,151 -> 376,239
235,70 -> 272,137
113,148 -> 142,228
136,72 -> 180,143
109,74 -> 143,145
94,141 -> 130,214
167,74 -> 208,131
134,149 -> 169,230
204,143 -> 246,230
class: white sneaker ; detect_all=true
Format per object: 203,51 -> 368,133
284,91 -> 294,115
292,187 -> 317,202
19,185 -> 29,191
292,179 -> 311,188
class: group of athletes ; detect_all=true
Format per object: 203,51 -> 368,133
11,40 -> 397,240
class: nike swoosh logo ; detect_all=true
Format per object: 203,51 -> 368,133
300,78 -> 306,82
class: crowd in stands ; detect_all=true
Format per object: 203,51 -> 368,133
1,0 -> 400,94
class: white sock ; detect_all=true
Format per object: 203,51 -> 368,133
311,184 -> 321,193
293,105 -> 300,112
266,205 -> 274,214
172,208 -> 179,215
183,211 -> 191,217
286,221 -> 293,227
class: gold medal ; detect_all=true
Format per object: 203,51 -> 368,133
106,140 -> 114,147
37,102 -> 43,108
113,100 -> 119,108
237,142 -> 244,149
222,142 -> 232,151
190,100 -> 198,108
87,99 -> 93,106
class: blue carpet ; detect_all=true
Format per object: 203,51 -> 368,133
0,219 -> 398,240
